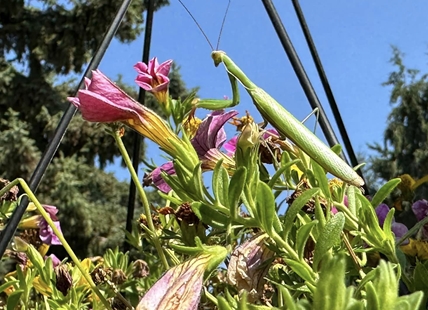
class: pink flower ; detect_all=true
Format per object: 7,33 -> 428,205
134,58 -> 173,105
67,70 -> 184,157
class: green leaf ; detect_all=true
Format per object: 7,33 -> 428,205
313,212 -> 345,271
228,167 -> 247,218
296,220 -> 318,260
7,289 -> 24,310
0,280 -> 19,294
365,282 -> 381,310
394,291 -> 424,310
383,208 -> 396,242
313,254 -> 346,310
331,144 -> 342,155
370,178 -> 401,208
284,259 -> 314,283
277,285 -> 297,310
267,159 -> 300,188
192,202 -> 229,229
283,188 -> 320,238
256,181 -> 277,235
311,159 -> 331,199
212,159 -> 230,207
217,296 -> 233,310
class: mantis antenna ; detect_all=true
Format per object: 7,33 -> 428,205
177,0 -> 232,51
216,0 -> 231,50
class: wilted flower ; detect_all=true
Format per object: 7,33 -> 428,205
136,254 -> 213,310
133,260 -> 150,279
67,70 -> 188,158
375,204 -> 408,244
54,264 -> 73,296
0,178 -> 19,202
227,234 -> 274,302
134,57 -> 173,106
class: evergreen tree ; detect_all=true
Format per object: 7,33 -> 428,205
368,47 -> 428,199
0,0 -> 195,257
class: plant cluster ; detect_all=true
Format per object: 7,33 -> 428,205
1,56 -> 428,310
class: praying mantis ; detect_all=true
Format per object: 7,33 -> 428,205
179,1 -> 364,188
204,50 -> 364,187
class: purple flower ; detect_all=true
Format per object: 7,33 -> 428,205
42,205 -> 59,221
134,58 -> 172,92
39,220 -> 62,245
191,110 -> 238,156
412,200 -> 428,239
145,110 -> 237,193
135,58 -> 173,105
376,204 -> 408,244
144,162 -> 176,193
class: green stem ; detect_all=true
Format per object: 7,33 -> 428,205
112,130 -> 169,270
271,231 -> 317,286
16,179 -> 112,310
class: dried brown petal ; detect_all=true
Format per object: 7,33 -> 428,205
54,265 -> 72,296
227,234 -> 274,302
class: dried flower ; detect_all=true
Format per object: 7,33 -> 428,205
227,234 -> 274,302
54,264 -> 73,296
133,260 -> 150,278
137,254 -> 215,310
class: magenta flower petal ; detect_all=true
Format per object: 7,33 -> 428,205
42,205 -> 59,221
134,58 -> 173,93
223,136 -> 238,156
46,254 -> 61,268
191,110 -> 238,157
67,70 -> 146,123
39,220 -> 62,245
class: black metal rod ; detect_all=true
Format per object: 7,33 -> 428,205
291,0 -> 368,192
0,0 -> 135,258
260,0 -> 346,161
124,0 -> 155,251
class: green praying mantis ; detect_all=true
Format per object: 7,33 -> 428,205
205,50 -> 364,187
179,1 -> 364,188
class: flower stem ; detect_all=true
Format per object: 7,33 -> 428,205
17,179 -> 112,310
112,129 -> 169,270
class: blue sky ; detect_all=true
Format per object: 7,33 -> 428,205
100,1 -> 428,180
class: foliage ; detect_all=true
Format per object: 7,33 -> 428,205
2,51 -> 427,308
